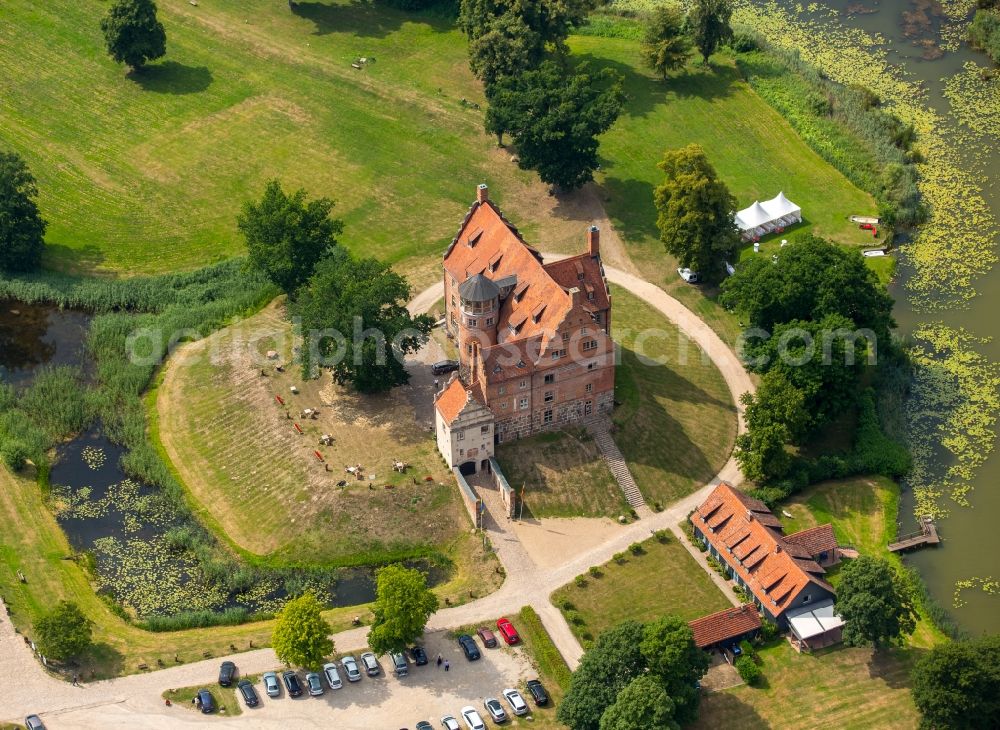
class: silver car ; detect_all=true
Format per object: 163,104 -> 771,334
361,651 -> 380,676
341,655 -> 362,682
502,688 -> 528,716
322,661 -> 343,689
484,697 -> 507,723
262,671 -> 281,697
461,706 -> 486,730
25,717 -> 45,730
440,716 -> 461,730
305,671 -> 324,697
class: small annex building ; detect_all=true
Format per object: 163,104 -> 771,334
691,483 -> 845,649
735,192 -> 802,241
434,375 -> 495,475
688,603 -> 762,650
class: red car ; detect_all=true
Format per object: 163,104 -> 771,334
496,617 -> 520,645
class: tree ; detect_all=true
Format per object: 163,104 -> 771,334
0,151 -> 47,273
100,0 -> 167,71
469,12 -> 542,90
271,593 -> 333,670
558,621 -> 648,730
911,635 -> 1000,730
734,654 -> 762,685
719,234 -> 896,345
599,675 -> 679,730
836,556 -> 916,647
641,5 -> 691,79
654,144 -> 739,282
688,0 -> 734,64
639,616 -> 708,724
294,253 -> 432,392
735,370 -> 809,482
35,601 -> 92,661
485,61 -> 624,190
238,179 -> 342,296
745,314 -> 866,430
459,0 -> 598,52
367,565 -> 439,655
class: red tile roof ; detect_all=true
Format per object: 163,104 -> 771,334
784,524 -> 838,558
693,483 -> 836,617
434,377 -> 481,425
688,604 -> 762,649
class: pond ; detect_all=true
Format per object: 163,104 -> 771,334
2,299 -> 445,620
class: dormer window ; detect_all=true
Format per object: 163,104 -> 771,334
489,252 -> 502,272
531,303 -> 546,323
467,228 -> 483,247
513,281 -> 529,302
575,261 -> 585,281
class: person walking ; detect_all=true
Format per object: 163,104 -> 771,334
444,659 -> 450,672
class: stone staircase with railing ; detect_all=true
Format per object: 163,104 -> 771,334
585,418 -> 647,511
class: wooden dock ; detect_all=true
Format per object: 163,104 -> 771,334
888,518 -> 940,552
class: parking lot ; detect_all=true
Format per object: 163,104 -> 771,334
44,631 -> 551,729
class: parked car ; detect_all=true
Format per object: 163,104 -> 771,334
496,617 -> 520,645
431,360 -> 459,376
391,651 -> 408,676
24,717 -> 45,730
457,633 -> 481,661
484,697 -> 508,723
306,671 -> 324,696
502,688 -> 528,716
526,679 -> 549,705
677,267 -> 701,283
197,689 -> 216,714
441,716 -> 461,730
410,645 -> 429,666
322,661 -> 343,689
476,626 -> 498,648
416,722 -> 433,730
727,641 -> 743,658
342,655 -> 362,682
460,705 -> 487,730
282,670 -> 303,697
237,679 -> 259,708
218,660 -> 236,687
263,671 -> 280,697
361,651 -> 381,676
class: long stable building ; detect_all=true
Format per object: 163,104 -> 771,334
691,483 -> 845,649
434,184 -> 615,474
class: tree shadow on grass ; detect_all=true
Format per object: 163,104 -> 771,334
867,646 -> 923,689
292,0 -> 453,39
79,641 -> 125,681
42,243 -> 106,275
595,175 -> 658,245
131,61 -> 213,95
696,689 -> 770,729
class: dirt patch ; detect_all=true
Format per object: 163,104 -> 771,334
512,516 -> 624,570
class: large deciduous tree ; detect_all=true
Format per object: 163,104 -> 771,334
294,253 -> 432,392
735,370 -> 809,482
599,675 -> 679,730
837,556 -> 916,647
688,0 -> 734,64
485,61 -> 624,190
238,179 -> 342,296
272,593 -> 334,670
654,144 -> 739,282
0,151 -> 47,273
459,0 -> 597,53
640,616 -> 708,724
35,601 -> 93,661
101,0 -> 167,71
468,12 -> 542,89
720,234 -> 896,345
911,635 -> 1000,730
558,621 -> 648,730
367,565 -> 439,655
641,5 -> 691,79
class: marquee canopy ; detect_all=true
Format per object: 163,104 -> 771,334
735,192 -> 802,240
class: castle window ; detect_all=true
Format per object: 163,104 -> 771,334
501,401 -> 508,409
519,379 -> 528,389
493,365 -> 502,375
485,317 -> 494,326
519,397 -> 528,410
498,385 -> 506,394
562,332 -> 570,342
586,383 -> 593,393
544,391 -> 554,403
544,374 -> 554,384
543,410 -> 553,424
457,430 -> 465,441
581,327 -> 589,334
583,339 -> 598,351
551,349 -> 566,360
481,424 -> 490,434
587,362 -> 596,371
467,345 -> 473,354
467,318 -> 476,327
588,291 -> 595,300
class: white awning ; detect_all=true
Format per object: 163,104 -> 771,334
786,600 -> 844,641
735,201 -> 771,231
761,191 -> 801,219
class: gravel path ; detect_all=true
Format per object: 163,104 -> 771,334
2,259 -> 752,727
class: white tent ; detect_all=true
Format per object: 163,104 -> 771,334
735,192 -> 802,241
785,600 -> 845,649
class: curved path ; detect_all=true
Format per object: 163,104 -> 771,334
2,260 -> 753,727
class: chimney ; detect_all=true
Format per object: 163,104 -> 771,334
587,225 -> 600,257
569,287 -> 582,309
477,183 -> 489,204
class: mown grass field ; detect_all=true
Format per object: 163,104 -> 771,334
612,290 -> 738,507
0,0 -> 599,280
495,429 -> 626,519
694,641 -> 921,730
551,535 -> 732,645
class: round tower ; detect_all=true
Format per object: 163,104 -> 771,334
456,273 -> 500,372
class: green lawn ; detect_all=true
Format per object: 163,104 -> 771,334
495,429 -> 627,519
0,0 -> 585,279
162,683 -> 243,717
611,290 -> 738,507
551,535 -> 731,645
695,641 -> 921,730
